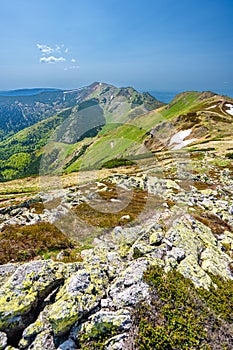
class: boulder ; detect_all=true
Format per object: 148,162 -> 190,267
0,332 -> 7,350
0,260 -> 66,338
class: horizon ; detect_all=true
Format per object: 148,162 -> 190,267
0,0 -> 232,92
1,83 -> 233,97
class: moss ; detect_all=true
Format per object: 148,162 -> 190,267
129,266 -> 233,349
78,322 -> 118,350
100,158 -> 135,169
29,202 -> 44,214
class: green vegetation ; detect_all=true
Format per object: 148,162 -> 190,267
0,112 -> 69,181
100,158 -> 135,169
131,266 -> 233,349
1,88 -> 233,181
225,152 -> 233,159
78,324 -> 118,350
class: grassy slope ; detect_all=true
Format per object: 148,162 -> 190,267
1,90 -> 232,180
65,91 -> 233,172
0,85 -> 163,181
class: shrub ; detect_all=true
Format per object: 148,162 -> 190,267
225,152 -> 233,159
129,266 -> 233,349
101,158 -> 135,169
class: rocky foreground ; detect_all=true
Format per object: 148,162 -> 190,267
0,155 -> 233,349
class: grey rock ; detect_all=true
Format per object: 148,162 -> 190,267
0,263 -> 19,286
0,332 -> 7,350
27,330 -> 56,350
0,260 -> 65,338
105,333 -> 129,350
57,339 -> 77,350
76,309 -> 132,345
167,247 -> 186,262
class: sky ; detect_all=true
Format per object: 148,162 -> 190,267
0,0 -> 232,92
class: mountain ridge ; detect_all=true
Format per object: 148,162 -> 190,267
0,83 -> 232,349
0,84 -> 233,181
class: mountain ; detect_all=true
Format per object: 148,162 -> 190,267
0,82 -> 163,142
0,84 -> 232,349
0,82 -> 164,181
41,90 -> 233,175
0,88 -> 62,97
1,86 -> 233,181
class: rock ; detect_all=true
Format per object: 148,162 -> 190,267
27,330 -> 56,350
56,251 -> 66,261
0,260 -> 66,338
0,264 -> 19,286
47,266 -> 108,336
0,332 -> 7,350
149,230 -> 163,245
164,216 -> 230,287
57,339 -> 77,350
105,333 -> 129,350
108,259 -> 150,308
167,247 -> 186,262
229,205 -> 233,215
165,179 -> 180,190
201,247 -> 231,278
18,306 -> 51,349
76,309 -> 131,343
177,255 -> 213,288
10,208 -> 23,217
112,226 -> 142,247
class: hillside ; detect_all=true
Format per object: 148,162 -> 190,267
46,90 -> 233,174
0,83 -> 162,142
1,86 -> 233,182
0,83 -> 163,181
0,85 -> 232,349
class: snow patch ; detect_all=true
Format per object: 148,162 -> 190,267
169,129 -> 198,150
206,104 -> 217,109
225,103 -> 233,116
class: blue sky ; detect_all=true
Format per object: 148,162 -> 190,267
0,0 -> 232,91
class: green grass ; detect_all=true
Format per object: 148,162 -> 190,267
130,266 -> 233,349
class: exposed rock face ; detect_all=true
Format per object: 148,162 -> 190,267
0,332 -> 7,350
0,260 -> 67,339
0,169 -> 232,349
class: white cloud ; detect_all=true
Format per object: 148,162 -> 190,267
64,65 -> 80,70
36,43 -> 78,68
36,44 -> 54,55
40,56 -> 66,64
55,44 -> 62,52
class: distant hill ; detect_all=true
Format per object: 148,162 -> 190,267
0,88 -> 62,97
1,82 -> 233,182
0,82 -> 164,180
0,83 -> 163,142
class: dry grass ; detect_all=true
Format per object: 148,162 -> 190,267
72,183 -> 148,228
71,181 -> 170,228
0,222 -> 79,264
193,212 -> 232,235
